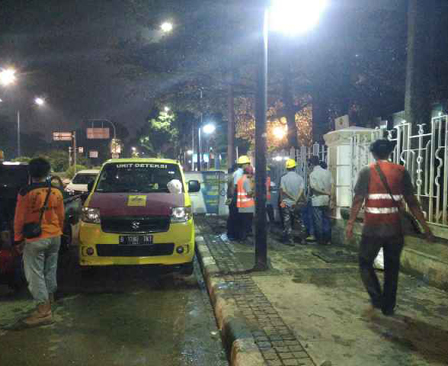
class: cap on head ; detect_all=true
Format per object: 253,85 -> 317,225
285,159 -> 297,169
237,155 -> 250,165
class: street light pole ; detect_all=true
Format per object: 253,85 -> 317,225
254,5 -> 269,271
17,110 -> 20,157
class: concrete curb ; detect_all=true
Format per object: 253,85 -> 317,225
195,235 -> 265,366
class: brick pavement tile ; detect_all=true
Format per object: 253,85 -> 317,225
283,360 -> 300,366
269,335 -> 283,341
272,341 -> 286,347
274,346 -> 290,353
278,352 -> 295,360
288,345 -> 304,352
297,360 -> 315,366
262,351 -> 280,361
266,360 -> 283,366
292,351 -> 310,359
255,336 -> 270,342
257,342 -> 273,349
252,331 -> 266,337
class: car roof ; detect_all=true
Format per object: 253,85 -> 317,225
104,158 -> 180,165
74,169 -> 100,174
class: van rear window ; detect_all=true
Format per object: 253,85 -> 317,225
95,163 -> 182,193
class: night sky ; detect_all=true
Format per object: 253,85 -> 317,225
0,0 -> 150,139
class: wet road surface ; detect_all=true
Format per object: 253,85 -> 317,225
0,246 -> 228,366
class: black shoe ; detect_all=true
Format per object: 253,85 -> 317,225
381,308 -> 395,316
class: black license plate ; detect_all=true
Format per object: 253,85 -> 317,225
119,235 -> 153,245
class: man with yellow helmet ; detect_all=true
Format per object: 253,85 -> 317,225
279,158 -> 304,246
226,155 -> 251,241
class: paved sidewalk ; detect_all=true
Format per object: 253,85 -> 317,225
195,216 -> 448,366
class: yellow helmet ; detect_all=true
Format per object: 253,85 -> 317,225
285,159 -> 297,169
237,155 -> 250,165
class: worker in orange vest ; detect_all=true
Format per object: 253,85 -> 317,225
236,165 -> 255,241
347,139 -> 434,316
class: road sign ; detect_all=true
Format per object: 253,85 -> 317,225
87,128 -> 110,139
53,132 -> 72,141
89,150 -> 99,158
78,147 -> 84,153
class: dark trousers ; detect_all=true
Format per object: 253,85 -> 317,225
359,235 -> 404,314
239,213 -> 253,241
226,201 -> 239,240
301,200 -> 314,236
312,206 -> 331,243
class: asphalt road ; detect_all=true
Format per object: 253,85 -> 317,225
0,232 -> 228,366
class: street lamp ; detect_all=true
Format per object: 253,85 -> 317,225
34,97 -> 45,106
198,122 -> 216,171
161,22 -> 173,33
253,0 -> 327,270
0,68 -> 16,86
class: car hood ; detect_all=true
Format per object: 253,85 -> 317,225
87,192 -> 186,216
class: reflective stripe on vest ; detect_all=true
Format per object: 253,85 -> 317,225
237,175 -> 255,208
365,207 -> 399,214
367,194 -> 403,200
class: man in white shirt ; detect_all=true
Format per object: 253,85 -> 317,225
309,156 -> 333,245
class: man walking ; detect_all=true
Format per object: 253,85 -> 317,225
279,159 -> 304,246
346,139 -> 434,316
309,156 -> 333,245
14,157 -> 65,327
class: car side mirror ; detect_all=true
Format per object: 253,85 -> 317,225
188,180 -> 201,193
87,181 -> 95,192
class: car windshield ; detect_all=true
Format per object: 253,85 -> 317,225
72,173 -> 97,185
95,163 -> 183,193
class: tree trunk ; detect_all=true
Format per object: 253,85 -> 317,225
227,72 -> 236,169
405,0 -> 435,127
282,63 -> 299,149
312,86 -> 330,144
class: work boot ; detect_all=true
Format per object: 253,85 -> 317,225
305,235 -> 316,242
22,301 -> 52,327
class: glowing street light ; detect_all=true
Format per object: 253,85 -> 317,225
269,0 -> 328,35
161,22 -> 173,33
273,126 -> 287,140
187,150 -> 193,155
0,68 -> 16,86
34,97 -> 45,106
202,123 -> 216,134
164,106 -> 170,112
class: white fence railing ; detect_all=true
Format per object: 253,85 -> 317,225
349,116 -> 448,228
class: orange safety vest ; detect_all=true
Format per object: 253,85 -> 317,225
237,175 -> 255,208
266,176 -> 271,201
364,161 -> 405,227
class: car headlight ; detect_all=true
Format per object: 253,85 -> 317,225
171,206 -> 192,223
81,207 -> 101,224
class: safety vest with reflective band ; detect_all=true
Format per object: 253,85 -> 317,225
364,161 -> 405,226
237,175 -> 255,208
266,177 -> 271,201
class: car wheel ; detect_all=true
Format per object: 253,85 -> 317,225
180,261 -> 194,276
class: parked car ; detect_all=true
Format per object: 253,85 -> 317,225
78,158 -> 200,275
65,169 -> 100,195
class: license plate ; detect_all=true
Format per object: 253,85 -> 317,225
119,235 -> 153,245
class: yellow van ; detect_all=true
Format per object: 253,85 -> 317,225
78,158 -> 200,275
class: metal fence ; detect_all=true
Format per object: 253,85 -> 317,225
349,116 -> 448,228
